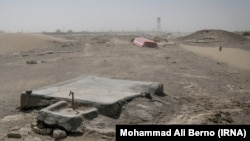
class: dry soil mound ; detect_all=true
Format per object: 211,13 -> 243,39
178,29 -> 250,49
0,33 -> 71,54
179,29 -> 248,43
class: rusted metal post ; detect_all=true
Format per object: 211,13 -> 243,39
69,90 -> 75,110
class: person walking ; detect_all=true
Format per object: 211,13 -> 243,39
219,46 -> 222,51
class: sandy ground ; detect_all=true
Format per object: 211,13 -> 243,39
0,32 -> 250,140
181,44 -> 250,71
0,33 -> 71,55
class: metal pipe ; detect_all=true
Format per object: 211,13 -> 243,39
69,90 -> 75,110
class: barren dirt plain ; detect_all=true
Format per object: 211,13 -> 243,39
0,30 -> 250,140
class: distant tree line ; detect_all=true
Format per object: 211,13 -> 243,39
42,29 -> 89,35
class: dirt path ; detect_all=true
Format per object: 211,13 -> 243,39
180,44 -> 250,71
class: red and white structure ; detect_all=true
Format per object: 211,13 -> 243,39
133,37 -> 158,48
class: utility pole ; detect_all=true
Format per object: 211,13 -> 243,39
157,17 -> 161,33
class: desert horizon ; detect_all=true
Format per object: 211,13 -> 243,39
1,0 -> 250,140
1,26 -> 250,141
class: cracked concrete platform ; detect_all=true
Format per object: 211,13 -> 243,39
30,76 -> 163,104
21,76 -> 163,117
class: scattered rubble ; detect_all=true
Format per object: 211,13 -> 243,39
135,109 -> 153,121
85,126 -> 115,137
153,36 -> 168,42
53,129 -> 67,139
7,132 -> 22,138
37,51 -> 70,56
208,111 -> 234,124
26,60 -> 38,64
32,126 -> 53,135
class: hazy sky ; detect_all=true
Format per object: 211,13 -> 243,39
0,0 -> 250,33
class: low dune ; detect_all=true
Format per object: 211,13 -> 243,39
178,29 -> 250,50
0,33 -> 70,54
179,29 -> 248,43
181,44 -> 250,71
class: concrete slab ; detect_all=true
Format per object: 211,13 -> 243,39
20,76 -> 163,117
37,100 -> 98,133
32,76 -> 162,104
